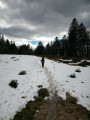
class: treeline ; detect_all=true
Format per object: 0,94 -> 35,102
34,18 -> 90,57
0,35 -> 33,54
0,18 -> 90,57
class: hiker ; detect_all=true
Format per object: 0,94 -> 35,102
41,57 -> 45,67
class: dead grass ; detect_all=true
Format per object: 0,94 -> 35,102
77,61 -> 90,67
13,88 -> 49,120
75,68 -> 81,72
69,74 -> 76,78
35,93 -> 90,120
19,71 -> 26,75
55,93 -> 90,120
9,80 -> 18,88
38,88 -> 49,98
13,91 -> 90,120
34,99 -> 50,120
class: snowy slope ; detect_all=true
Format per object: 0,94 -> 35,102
0,55 -> 90,120
0,55 -> 49,120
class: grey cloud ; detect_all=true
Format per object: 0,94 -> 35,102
1,0 -> 90,41
1,26 -> 35,39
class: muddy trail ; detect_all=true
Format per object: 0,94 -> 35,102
44,67 -> 58,120
36,58 -> 58,119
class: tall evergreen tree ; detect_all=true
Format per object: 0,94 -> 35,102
34,42 -> 45,55
68,18 -> 79,57
60,35 -> 69,56
0,35 -> 6,53
45,43 -> 51,55
52,37 -> 61,55
78,23 -> 88,57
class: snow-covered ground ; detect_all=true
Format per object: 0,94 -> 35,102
0,55 -> 90,120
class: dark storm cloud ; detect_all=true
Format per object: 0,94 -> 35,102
1,26 -> 36,39
0,0 -> 90,41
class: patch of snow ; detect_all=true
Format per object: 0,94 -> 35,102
0,55 -> 49,120
58,59 -> 72,62
0,55 -> 90,120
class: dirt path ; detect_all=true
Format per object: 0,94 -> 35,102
44,67 -> 58,120
37,58 -> 58,120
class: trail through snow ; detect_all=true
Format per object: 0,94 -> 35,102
37,58 -> 58,120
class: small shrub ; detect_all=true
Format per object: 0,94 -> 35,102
35,96 -> 44,102
13,88 -> 49,120
9,80 -> 18,88
38,88 -> 49,98
66,92 -> 77,104
19,71 -> 26,75
75,68 -> 81,72
69,74 -> 76,78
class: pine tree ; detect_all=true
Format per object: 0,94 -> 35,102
52,37 -> 61,55
78,23 -> 88,57
61,35 -> 69,56
0,35 -> 6,53
34,42 -> 45,55
68,18 -> 79,57
45,43 -> 51,55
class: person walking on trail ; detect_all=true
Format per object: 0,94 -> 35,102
41,57 -> 45,68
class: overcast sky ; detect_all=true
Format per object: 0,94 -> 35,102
0,0 -> 90,48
